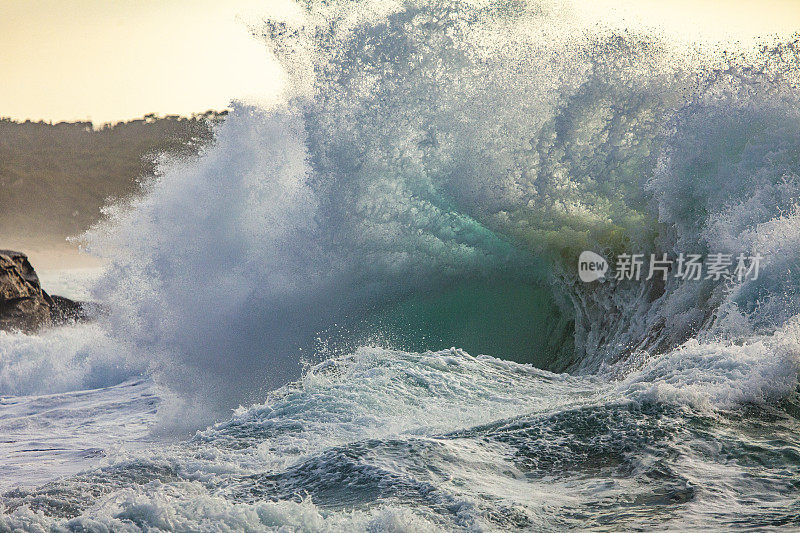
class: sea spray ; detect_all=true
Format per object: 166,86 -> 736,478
75,0 -> 800,424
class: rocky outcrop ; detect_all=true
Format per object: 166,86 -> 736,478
0,250 -> 90,333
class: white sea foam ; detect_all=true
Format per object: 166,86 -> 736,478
0,324 -> 143,397
1,490 -> 447,533
621,320 -> 800,410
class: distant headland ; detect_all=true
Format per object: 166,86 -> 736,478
0,111 -> 227,265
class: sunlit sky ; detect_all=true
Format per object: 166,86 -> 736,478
0,0 -> 285,124
2,0 -> 799,124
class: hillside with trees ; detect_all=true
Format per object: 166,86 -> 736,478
0,111 -> 226,244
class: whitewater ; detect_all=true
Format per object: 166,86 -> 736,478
2,0 -> 800,530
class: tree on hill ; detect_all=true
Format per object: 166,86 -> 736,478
0,111 -> 227,243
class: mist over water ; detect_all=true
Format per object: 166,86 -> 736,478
2,1 -> 800,530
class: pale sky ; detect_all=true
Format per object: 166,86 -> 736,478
0,0 -> 286,124
577,0 -> 800,44
1,0 -> 799,124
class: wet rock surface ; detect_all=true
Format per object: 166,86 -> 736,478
0,250 -> 91,333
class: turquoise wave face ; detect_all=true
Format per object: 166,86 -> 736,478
356,278 -> 575,371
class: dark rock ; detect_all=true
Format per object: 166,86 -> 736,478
0,296 -> 53,333
0,250 -> 93,333
48,294 -> 89,324
0,250 -> 52,332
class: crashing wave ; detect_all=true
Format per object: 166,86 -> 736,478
70,0 -> 800,416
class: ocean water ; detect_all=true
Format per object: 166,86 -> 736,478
2,0 -> 800,530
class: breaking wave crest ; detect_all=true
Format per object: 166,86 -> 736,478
64,0 -> 800,417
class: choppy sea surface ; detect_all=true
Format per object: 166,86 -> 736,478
1,316 -> 799,530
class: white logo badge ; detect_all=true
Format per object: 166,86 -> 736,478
578,251 -> 608,282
